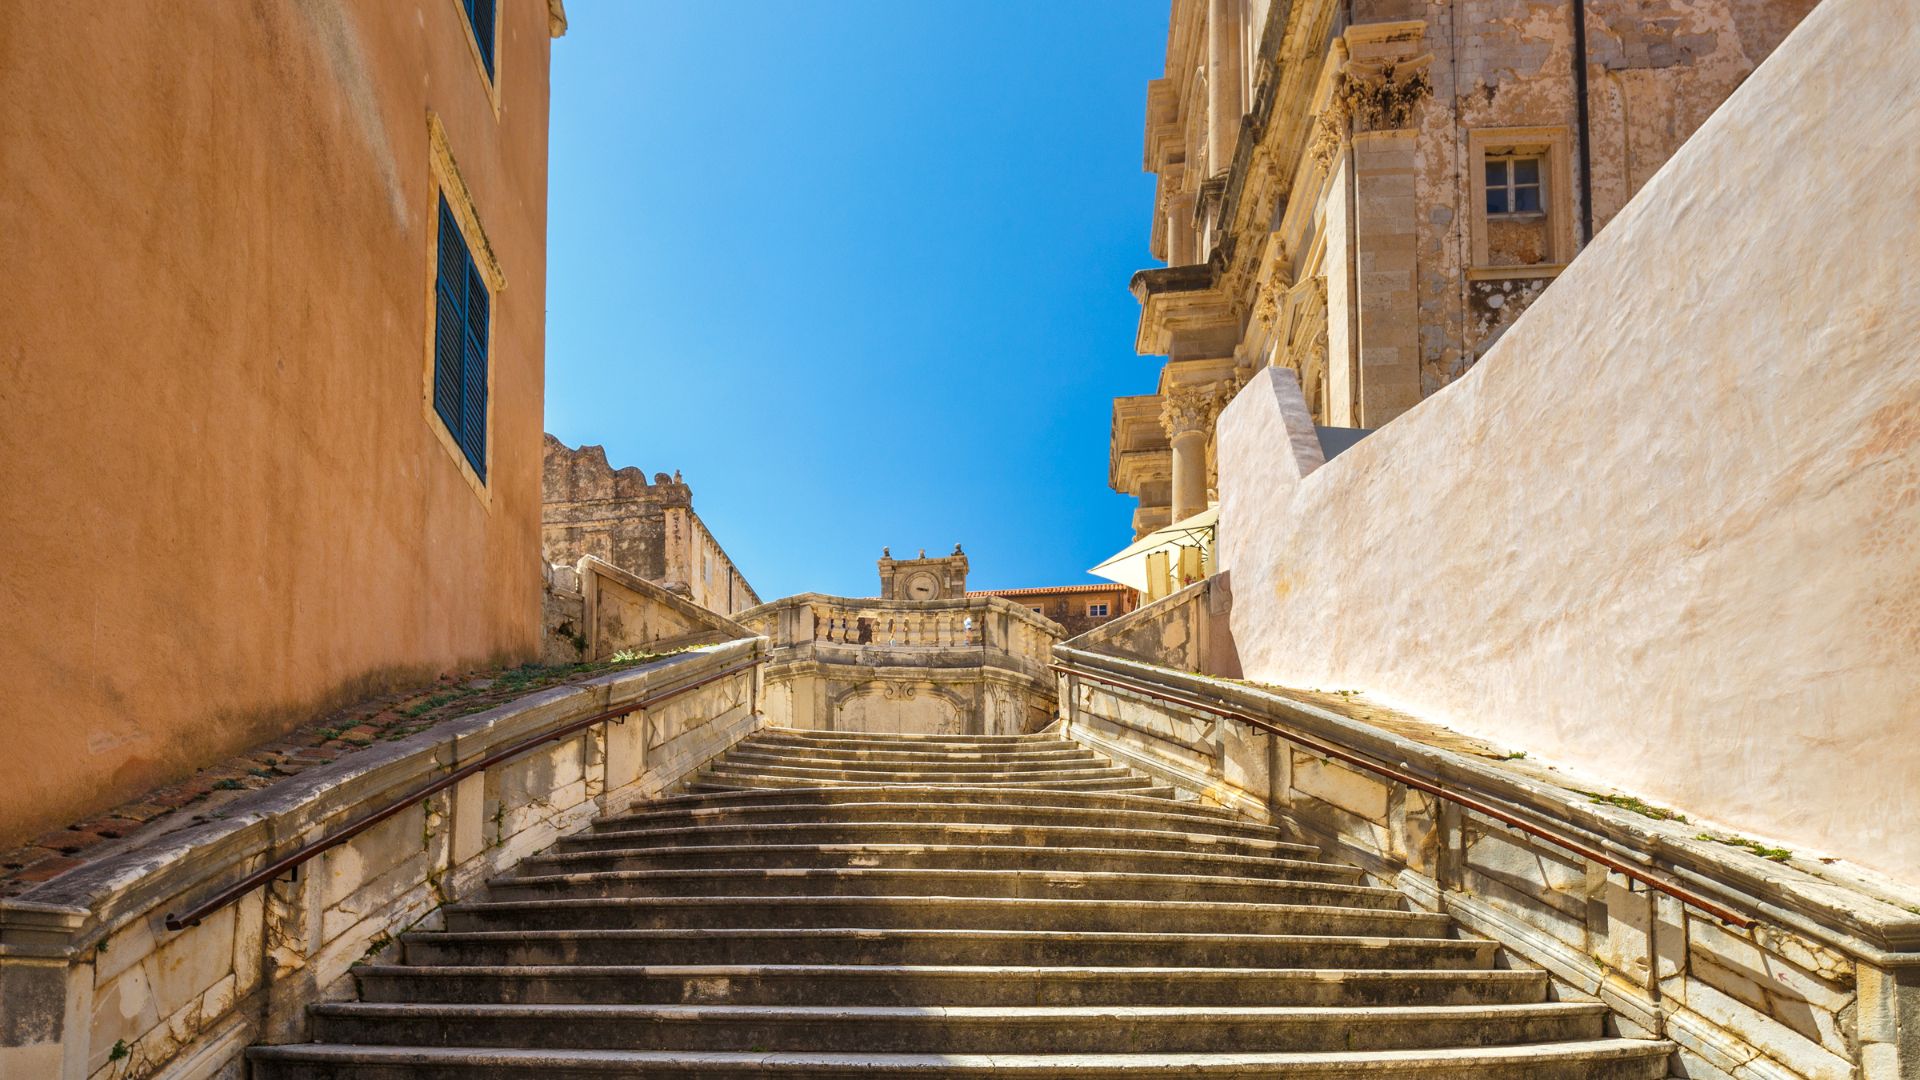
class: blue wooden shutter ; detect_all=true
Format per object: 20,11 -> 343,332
460,257 -> 490,481
433,195 -> 489,482
432,197 -> 466,441
464,0 -> 496,78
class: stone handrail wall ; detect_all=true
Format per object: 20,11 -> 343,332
1054,644 -> 1920,1080
737,594 -> 1064,735
0,640 -> 766,1080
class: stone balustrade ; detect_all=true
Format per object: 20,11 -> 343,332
1055,592 -> 1920,1080
737,594 -> 1063,735
0,641 -> 766,1080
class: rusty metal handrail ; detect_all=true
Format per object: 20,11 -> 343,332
163,656 -> 761,931
1051,659 -> 1753,928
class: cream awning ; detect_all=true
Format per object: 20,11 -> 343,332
1088,506 -> 1219,592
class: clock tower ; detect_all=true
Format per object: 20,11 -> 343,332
878,544 -> 969,601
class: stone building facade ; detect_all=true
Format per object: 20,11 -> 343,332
973,584 -> 1140,638
542,435 -> 760,615
0,1 -> 566,849
1110,0 -> 1817,535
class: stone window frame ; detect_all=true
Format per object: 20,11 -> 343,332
423,112 -> 507,507
451,0 -> 504,114
1467,127 -> 1576,277
1087,603 -> 1110,618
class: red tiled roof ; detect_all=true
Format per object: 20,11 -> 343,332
969,584 -> 1128,598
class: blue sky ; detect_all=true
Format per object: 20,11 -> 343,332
544,2 -> 1170,600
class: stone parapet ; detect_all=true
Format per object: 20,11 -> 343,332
1054,642 -> 1920,1080
737,595 -> 1064,736
0,642 -> 766,1080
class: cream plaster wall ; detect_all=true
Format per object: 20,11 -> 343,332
1215,0 -> 1920,882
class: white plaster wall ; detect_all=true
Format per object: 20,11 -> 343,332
1216,0 -> 1920,882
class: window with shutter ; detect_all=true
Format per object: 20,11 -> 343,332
433,195 -> 488,482
461,0 -> 496,80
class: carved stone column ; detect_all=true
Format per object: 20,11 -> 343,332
1162,384 -> 1225,523
1206,0 -> 1245,177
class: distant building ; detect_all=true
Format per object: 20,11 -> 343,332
972,584 -> 1139,638
0,0 -> 568,849
542,435 -> 759,615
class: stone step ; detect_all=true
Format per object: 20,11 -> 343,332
754,727 -> 1064,748
354,963 -> 1551,1007
559,819 -> 1321,859
733,740 -> 1097,765
485,865 -> 1401,908
305,1001 -> 1610,1054
524,841 -> 1362,882
722,750 -> 1104,774
250,1039 -> 1676,1079
590,795 -> 1280,841
401,927 -> 1501,970
598,784 -> 1249,825
441,894 -> 1453,936
689,773 -> 1161,794
696,761 -> 1141,784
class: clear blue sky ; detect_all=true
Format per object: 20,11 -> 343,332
545,2 -> 1169,600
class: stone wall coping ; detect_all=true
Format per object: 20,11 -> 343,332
737,592 -> 1066,635
0,641 -> 761,960
1053,644 -> 1920,966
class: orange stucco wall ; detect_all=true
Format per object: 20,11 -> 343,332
0,2 -> 556,846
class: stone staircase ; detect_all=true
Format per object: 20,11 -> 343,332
250,726 -> 1674,1078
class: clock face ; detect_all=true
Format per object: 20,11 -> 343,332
905,572 -> 939,600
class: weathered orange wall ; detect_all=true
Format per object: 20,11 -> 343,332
0,1 -> 556,846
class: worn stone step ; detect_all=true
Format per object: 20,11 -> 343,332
306,1001 -> 1610,1054
560,819 -> 1320,860
722,750 -> 1104,774
591,795 -> 1279,842
697,761 -> 1141,784
733,741 -> 1097,765
249,1039 -> 1676,1079
754,728 -> 1064,748
485,865 -> 1400,909
402,927 -> 1500,970
600,785 -> 1248,825
524,841 -> 1362,882
689,773 -> 1161,794
441,894 -> 1453,936
354,963 -> 1550,1007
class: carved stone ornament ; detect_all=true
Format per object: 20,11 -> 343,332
1338,54 -> 1434,132
1160,383 -> 1232,438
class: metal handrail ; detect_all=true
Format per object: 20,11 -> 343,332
1051,659 -> 1753,928
163,656 -> 762,931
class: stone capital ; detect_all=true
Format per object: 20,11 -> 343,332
1160,383 -> 1230,439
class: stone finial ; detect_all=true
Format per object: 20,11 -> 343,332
918,548 -> 927,559
882,547 -> 891,558
673,470 -> 683,483
953,543 -> 964,555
